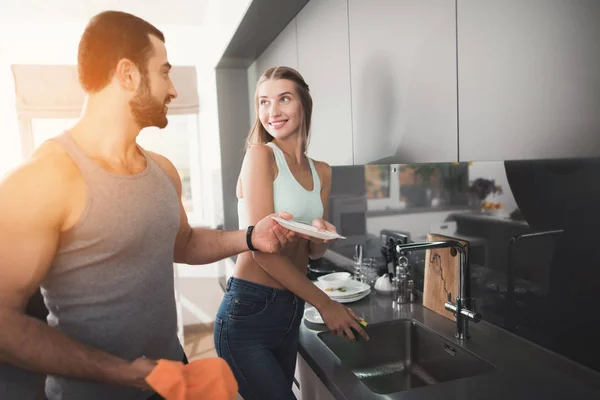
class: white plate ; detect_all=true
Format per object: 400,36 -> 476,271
303,306 -> 324,324
318,285 -> 370,299
314,280 -> 370,298
336,289 -> 371,304
317,272 -> 352,283
271,217 -> 346,240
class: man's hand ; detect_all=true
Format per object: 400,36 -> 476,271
251,212 -> 298,253
128,357 -> 157,390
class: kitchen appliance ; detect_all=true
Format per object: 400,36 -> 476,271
379,229 -> 410,249
380,229 -> 410,277
328,194 -> 368,256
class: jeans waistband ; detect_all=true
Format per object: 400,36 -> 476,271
226,277 -> 298,302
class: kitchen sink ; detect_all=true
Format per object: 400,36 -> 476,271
318,319 -> 495,394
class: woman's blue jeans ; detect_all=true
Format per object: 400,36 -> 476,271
214,277 -> 305,400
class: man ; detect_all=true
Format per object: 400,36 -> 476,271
0,10 -> 296,400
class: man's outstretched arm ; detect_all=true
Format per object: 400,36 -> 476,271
148,152 -> 297,265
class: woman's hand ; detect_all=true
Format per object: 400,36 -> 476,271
301,218 -> 338,259
299,218 -> 339,245
317,299 -> 369,342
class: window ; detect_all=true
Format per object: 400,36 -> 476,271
29,114 -> 200,214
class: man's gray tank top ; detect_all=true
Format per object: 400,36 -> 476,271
6,132 -> 183,400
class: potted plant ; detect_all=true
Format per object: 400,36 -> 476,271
468,178 -> 503,210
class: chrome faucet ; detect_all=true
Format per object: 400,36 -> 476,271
396,240 -> 481,340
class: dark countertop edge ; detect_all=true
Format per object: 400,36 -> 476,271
298,296 -> 600,400
366,206 -> 474,218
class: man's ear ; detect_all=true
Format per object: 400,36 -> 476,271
114,58 -> 141,92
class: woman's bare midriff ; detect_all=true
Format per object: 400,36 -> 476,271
232,240 -> 310,290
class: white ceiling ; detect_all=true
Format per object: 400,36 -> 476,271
0,0 -> 211,26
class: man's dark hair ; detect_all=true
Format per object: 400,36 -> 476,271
78,11 -> 165,93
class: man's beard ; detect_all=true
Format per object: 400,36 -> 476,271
129,74 -> 171,129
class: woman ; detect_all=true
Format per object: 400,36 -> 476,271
214,66 -> 369,400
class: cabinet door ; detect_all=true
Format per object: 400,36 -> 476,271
255,19 -> 298,78
297,0 -> 354,166
458,0 -> 600,161
348,0 -> 458,165
297,353 -> 336,400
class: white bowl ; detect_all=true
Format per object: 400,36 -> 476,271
317,272 -> 352,289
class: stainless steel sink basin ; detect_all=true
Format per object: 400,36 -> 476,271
318,319 -> 496,394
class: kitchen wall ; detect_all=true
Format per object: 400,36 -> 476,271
329,157 -> 600,374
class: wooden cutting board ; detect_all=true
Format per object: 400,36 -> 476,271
422,233 -> 469,321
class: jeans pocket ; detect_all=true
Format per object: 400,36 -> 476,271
229,295 -> 269,321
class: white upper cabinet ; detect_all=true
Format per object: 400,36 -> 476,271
458,0 -> 600,161
348,0 -> 459,165
297,0 -> 354,166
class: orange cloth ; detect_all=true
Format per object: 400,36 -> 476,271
145,358 -> 238,400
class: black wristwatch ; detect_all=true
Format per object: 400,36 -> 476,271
246,225 -> 258,251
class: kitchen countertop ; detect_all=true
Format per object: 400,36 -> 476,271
298,292 -> 600,399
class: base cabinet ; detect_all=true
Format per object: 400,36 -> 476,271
295,353 -> 336,400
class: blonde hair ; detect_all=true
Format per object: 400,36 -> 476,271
246,66 -> 313,153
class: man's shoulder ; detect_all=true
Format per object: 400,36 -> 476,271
11,141 -> 80,189
144,150 -> 182,191
0,140 -> 79,223
145,150 -> 176,172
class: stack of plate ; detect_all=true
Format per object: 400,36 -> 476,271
313,279 -> 371,304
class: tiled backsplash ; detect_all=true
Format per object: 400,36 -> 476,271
330,157 -> 600,374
